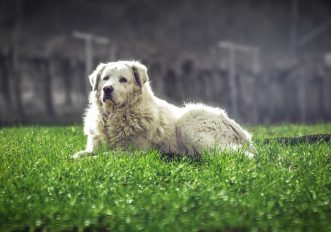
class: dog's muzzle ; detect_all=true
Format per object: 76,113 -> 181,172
103,86 -> 114,102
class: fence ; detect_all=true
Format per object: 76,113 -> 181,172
0,50 -> 330,125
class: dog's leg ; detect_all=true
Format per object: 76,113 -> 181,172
176,122 -> 215,156
177,108 -> 254,158
85,135 -> 100,153
72,135 -> 100,159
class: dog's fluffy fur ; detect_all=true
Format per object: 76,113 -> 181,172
73,61 -> 254,159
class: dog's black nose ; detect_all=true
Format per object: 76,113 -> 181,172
103,86 -> 114,95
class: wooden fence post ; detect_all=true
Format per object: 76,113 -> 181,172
10,47 -> 25,120
40,58 -> 55,117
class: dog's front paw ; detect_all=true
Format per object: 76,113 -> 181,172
71,150 -> 92,159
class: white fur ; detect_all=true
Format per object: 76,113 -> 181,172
73,61 -> 254,159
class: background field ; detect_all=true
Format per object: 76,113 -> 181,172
0,124 -> 330,231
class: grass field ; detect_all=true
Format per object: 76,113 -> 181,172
0,124 -> 330,231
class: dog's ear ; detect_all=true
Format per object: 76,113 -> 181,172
89,63 -> 106,91
127,62 -> 149,87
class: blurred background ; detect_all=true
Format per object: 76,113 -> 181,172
0,0 -> 330,125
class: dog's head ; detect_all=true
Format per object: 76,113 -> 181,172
89,61 -> 149,108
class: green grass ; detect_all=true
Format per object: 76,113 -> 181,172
0,124 -> 330,231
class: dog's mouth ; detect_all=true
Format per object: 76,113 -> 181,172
102,94 -> 115,104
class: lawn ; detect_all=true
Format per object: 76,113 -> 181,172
0,124 -> 330,231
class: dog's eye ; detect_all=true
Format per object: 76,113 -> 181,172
119,77 -> 127,83
103,76 -> 109,81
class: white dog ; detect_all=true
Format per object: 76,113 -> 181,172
73,61 -> 254,159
